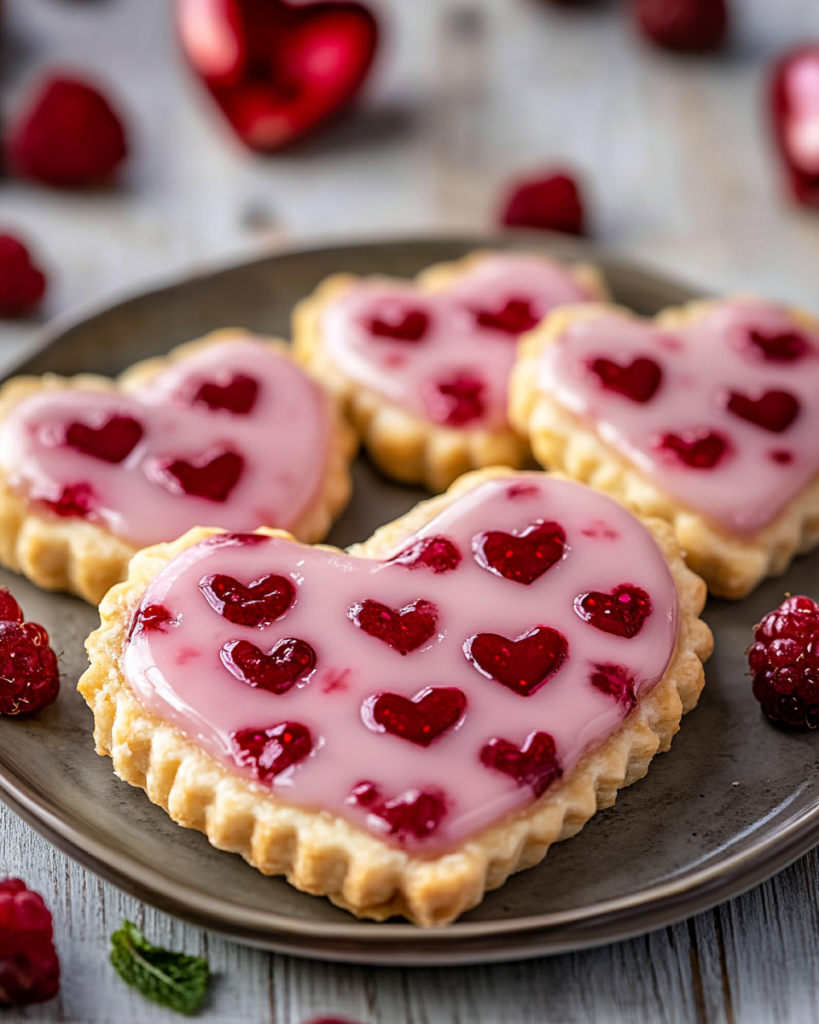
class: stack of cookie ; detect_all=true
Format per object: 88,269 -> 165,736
5,247 -> 815,926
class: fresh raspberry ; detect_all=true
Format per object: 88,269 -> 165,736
748,595 -> 819,728
0,879 -> 60,1006
0,235 -> 47,318
0,598 -> 60,716
7,75 -> 128,188
633,0 -> 729,54
500,171 -> 585,236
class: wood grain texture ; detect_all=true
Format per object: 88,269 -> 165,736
2,0 -> 819,1020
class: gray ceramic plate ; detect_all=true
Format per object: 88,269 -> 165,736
1,235 -> 818,966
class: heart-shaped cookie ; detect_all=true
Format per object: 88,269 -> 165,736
294,251 -> 607,491
177,0 -> 378,152
510,298 -> 819,598
0,331 -> 355,603
81,469 -> 711,925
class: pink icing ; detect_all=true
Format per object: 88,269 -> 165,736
539,300 -> 819,535
321,254 -> 597,430
0,339 -> 331,547
123,475 -> 678,855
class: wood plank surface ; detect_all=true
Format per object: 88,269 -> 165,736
2,0 -> 819,1021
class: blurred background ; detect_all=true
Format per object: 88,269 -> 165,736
1,0 -> 818,369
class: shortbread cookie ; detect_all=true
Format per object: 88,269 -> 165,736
0,331 -> 356,604
509,298 -> 819,599
79,467 -> 711,927
293,251 -> 607,492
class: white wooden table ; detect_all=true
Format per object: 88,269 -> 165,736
2,0 -> 819,1020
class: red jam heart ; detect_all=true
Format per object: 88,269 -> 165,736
726,389 -> 800,433
363,687 -> 467,747
480,731 -> 563,797
193,373 -> 258,414
465,626 -> 568,697
39,482 -> 95,519
162,450 -> 244,502
124,475 -> 680,853
177,0 -> 379,152
349,599 -> 437,655
231,722 -> 313,781
589,356 -> 662,404
473,520 -> 565,585
747,328 -> 810,363
385,535 -> 462,574
423,374 -> 485,427
657,430 -> 729,470
64,414 -> 143,464
474,298 -> 539,335
574,584 -> 652,639
590,664 -> 637,712
348,781 -> 447,840
199,573 -> 294,627
221,637 -> 317,694
369,309 -> 429,342
500,172 -> 585,236
130,603 -> 177,640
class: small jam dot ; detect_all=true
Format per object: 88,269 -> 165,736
175,646 -> 200,666
580,520 -> 618,539
506,482 -> 540,500
770,449 -> 794,465
655,334 -> 684,353
322,668 -> 351,693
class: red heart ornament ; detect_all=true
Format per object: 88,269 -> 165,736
162,450 -> 244,503
771,46 -> 819,208
122,475 -> 679,853
177,0 -> 378,152
193,373 -> 258,413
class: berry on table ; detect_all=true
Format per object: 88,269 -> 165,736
633,0 -> 729,54
500,171 -> 585,236
7,75 -> 128,187
748,595 -> 819,728
0,588 -> 60,716
0,879 -> 60,1006
0,235 -> 47,318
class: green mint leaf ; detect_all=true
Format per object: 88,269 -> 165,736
110,920 -> 210,1016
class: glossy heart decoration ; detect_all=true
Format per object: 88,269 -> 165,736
473,520 -> 566,585
0,337 -> 335,549
123,475 -> 679,853
536,299 -> 819,536
574,585 -> 652,639
177,0 -> 378,152
771,46 -> 819,208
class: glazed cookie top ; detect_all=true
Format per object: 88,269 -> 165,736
538,299 -> 819,535
123,475 -> 678,855
321,253 -> 598,431
0,338 -> 331,548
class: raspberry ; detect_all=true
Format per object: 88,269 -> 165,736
749,595 -> 819,728
633,0 -> 729,54
0,235 -> 47,318
0,593 -> 60,715
0,879 -> 60,1006
7,75 -> 128,188
500,171 -> 585,236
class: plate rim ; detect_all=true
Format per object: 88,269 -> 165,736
2,232 -> 815,964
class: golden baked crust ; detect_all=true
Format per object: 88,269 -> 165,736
79,466 -> 712,927
509,300 -> 819,599
292,251 -> 609,493
0,330 -> 356,605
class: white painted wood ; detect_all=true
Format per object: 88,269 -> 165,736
2,0 -> 819,1019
